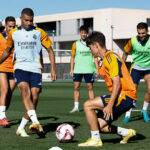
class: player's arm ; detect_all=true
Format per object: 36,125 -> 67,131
94,57 -> 99,77
103,75 -> 121,120
0,30 -> 13,64
70,42 -> 76,77
103,54 -> 121,120
70,56 -> 75,77
46,46 -> 56,81
122,39 -> 132,62
0,47 -> 12,64
40,28 -> 56,81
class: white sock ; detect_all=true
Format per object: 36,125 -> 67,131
142,101 -> 149,111
91,130 -> 101,141
0,106 -> 6,119
117,127 -> 129,136
74,102 -> 79,109
27,110 -> 39,124
18,117 -> 29,129
125,108 -> 132,117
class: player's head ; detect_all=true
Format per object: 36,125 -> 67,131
80,25 -> 89,41
20,8 -> 34,30
5,16 -> 16,34
86,31 -> 106,58
137,22 -> 148,41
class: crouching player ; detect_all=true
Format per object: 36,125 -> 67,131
78,31 -> 137,147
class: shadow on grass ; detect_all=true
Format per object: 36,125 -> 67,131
9,116 -> 59,127
43,121 -> 80,134
130,115 -> 143,122
102,133 -> 145,144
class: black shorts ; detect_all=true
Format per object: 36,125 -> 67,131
14,69 -> 42,89
97,94 -> 136,124
0,71 -> 14,80
130,68 -> 150,84
73,73 -> 94,83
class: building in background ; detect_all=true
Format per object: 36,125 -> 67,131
1,8 -> 150,80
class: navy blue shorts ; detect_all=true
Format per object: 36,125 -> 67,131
14,69 -> 42,89
0,71 -> 14,80
73,73 -> 94,83
130,68 -> 150,84
97,94 -> 136,124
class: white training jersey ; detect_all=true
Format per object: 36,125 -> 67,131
7,26 -> 52,74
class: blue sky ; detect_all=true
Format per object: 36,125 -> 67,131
0,0 -> 150,21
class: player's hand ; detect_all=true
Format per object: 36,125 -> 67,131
51,70 -> 57,81
95,69 -> 99,78
103,105 -> 113,121
70,70 -> 74,77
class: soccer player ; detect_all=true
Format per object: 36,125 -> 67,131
70,25 -> 99,113
0,16 -> 16,127
123,22 -> 150,123
0,8 -> 56,137
78,31 -> 137,147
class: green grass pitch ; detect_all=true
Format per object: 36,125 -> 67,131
0,82 -> 150,150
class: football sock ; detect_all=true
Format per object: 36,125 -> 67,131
27,110 -> 39,124
91,130 -> 101,141
0,106 -> 6,119
117,126 -> 129,136
125,108 -> 132,117
18,117 -> 29,129
142,101 -> 149,111
74,102 -> 79,109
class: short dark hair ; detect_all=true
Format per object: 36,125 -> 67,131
5,16 -> 16,24
80,25 -> 89,33
86,31 -> 106,48
0,26 -> 5,32
21,8 -> 34,16
137,22 -> 148,30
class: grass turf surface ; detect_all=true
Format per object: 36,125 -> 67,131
0,82 -> 150,150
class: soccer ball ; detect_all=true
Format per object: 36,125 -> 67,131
56,124 -> 74,141
49,146 -> 63,150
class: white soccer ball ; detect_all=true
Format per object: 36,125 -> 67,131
56,124 -> 75,141
49,146 -> 63,150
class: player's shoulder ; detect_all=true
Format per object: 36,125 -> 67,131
104,51 -> 117,64
9,27 -> 19,35
35,27 -> 45,33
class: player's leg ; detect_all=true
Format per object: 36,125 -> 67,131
142,73 -> 150,122
17,87 -> 41,137
98,95 -> 136,144
0,73 -> 10,126
15,70 -> 41,133
98,118 -> 136,144
123,68 -> 139,123
70,74 -> 82,113
78,97 -> 104,147
6,76 -> 16,110
85,74 -> 95,100
30,87 -> 45,137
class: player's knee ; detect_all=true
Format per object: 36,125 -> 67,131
147,89 -> 150,95
19,87 -> 30,97
87,86 -> 93,91
74,86 -> 80,91
84,100 -> 91,110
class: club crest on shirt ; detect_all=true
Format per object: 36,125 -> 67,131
33,34 -> 37,39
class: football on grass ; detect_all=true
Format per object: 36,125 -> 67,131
56,124 -> 74,141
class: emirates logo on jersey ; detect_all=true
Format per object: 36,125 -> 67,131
33,34 -> 37,39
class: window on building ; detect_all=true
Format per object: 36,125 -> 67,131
77,19 -> 80,34
147,19 -> 150,27
83,18 -> 93,32
58,21 -> 61,36
37,22 -> 56,36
